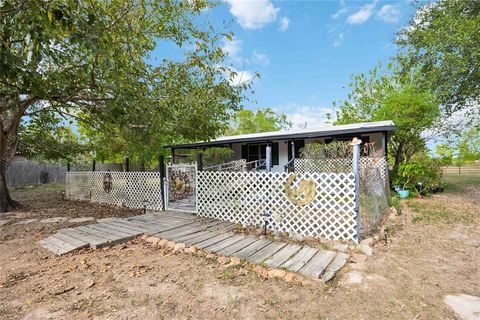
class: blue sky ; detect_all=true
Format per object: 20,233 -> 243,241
177,0 -> 419,128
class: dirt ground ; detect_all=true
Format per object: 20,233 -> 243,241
0,176 -> 479,320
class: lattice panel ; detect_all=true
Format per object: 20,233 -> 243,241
66,172 -> 163,210
294,157 -> 388,184
197,171 -> 357,241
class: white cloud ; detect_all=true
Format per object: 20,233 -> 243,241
226,67 -> 255,86
283,105 -> 335,128
376,4 -> 401,23
332,7 -> 348,19
252,50 -> 270,65
221,37 -> 243,61
333,32 -> 344,47
347,1 -> 377,24
279,16 -> 290,31
226,0 -> 280,29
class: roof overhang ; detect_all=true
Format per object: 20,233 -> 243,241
166,120 -> 396,149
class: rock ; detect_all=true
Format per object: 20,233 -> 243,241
343,271 -> 363,285
40,217 -> 68,223
333,243 -> 348,252
284,272 -> 296,283
359,243 -> 374,256
351,253 -> 367,263
289,231 -> 304,242
158,239 -> 169,247
360,238 -> 374,246
69,217 -> 95,223
172,243 -> 185,253
267,269 -> 286,279
252,265 -> 268,278
373,235 -> 380,242
230,257 -> 241,266
0,220 -> 11,227
444,294 -> 480,320
184,246 -> 197,254
145,236 -> 161,246
217,256 -> 230,265
165,240 -> 176,249
205,253 -> 216,260
14,219 -> 37,225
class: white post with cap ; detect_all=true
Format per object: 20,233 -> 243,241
351,137 -> 362,243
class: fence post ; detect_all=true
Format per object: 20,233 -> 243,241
351,137 -> 362,243
92,160 -> 96,172
125,158 -> 130,172
196,153 -> 203,172
159,155 -> 165,210
266,143 -> 272,172
67,162 -> 70,172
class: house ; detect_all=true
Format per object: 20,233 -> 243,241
166,120 -> 396,172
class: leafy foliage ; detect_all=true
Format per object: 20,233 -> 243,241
394,153 -> 443,191
397,0 -> 480,116
300,141 -> 352,160
335,60 -> 440,172
225,108 -> 291,135
186,147 -> 234,167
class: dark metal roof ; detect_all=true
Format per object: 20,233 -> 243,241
166,120 -> 396,149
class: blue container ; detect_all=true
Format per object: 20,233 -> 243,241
397,190 -> 410,199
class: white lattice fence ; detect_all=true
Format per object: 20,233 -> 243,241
66,172 -> 163,210
197,171 -> 357,241
294,157 -> 388,184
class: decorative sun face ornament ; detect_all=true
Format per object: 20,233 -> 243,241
170,170 -> 191,199
284,174 -> 317,206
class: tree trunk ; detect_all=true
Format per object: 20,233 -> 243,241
392,141 -> 405,175
0,101 -> 28,212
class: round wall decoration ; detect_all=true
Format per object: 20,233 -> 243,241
284,174 -> 317,206
103,173 -> 113,193
170,170 -> 191,199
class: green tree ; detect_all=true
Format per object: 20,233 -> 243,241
397,0 -> 480,116
335,61 -> 440,173
435,144 -> 453,167
0,0 -> 249,211
226,108 -> 291,135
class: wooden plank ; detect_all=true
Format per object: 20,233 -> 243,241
156,222 -> 204,238
61,226 -> 112,246
158,221 -> 222,241
321,252 -> 348,282
282,246 -> 319,272
87,224 -> 134,238
175,230 -> 211,243
105,220 -> 154,234
98,223 -> 143,237
299,250 -> 336,279
216,236 -> 258,256
76,225 -> 121,240
183,230 -> 224,246
203,234 -> 246,253
246,242 -> 287,264
52,232 -> 89,249
40,236 -> 78,255
211,222 -> 237,232
235,239 -> 273,260
194,232 -> 235,250
39,239 -> 65,255
113,220 -> 163,234
264,244 -> 302,268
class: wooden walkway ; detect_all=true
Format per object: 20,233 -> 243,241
39,211 -> 347,281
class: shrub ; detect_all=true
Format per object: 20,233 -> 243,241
395,153 -> 443,191
186,147 -> 234,167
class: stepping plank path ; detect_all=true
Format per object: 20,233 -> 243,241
39,211 -> 348,281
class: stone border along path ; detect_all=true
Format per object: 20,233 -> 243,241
39,211 -> 348,282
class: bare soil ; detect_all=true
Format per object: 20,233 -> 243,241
0,181 -> 479,320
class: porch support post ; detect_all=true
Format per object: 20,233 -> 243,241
196,153 -> 203,172
266,143 -> 272,172
383,131 -> 391,192
67,162 -> 70,172
351,137 -> 362,243
291,140 -> 295,160
159,155 -> 165,210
